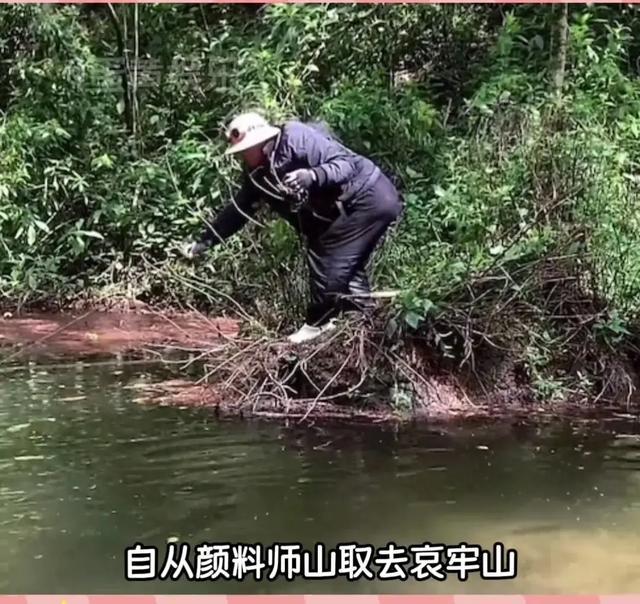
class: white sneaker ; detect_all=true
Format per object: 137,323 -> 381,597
287,320 -> 337,344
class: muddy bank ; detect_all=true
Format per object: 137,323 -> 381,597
2,307 -> 638,425
131,370 -> 639,426
0,309 -> 239,361
117,312 -> 640,425
0,308 -> 490,422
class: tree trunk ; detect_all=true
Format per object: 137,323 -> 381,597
107,3 -> 134,134
132,3 -> 140,141
550,3 -> 569,94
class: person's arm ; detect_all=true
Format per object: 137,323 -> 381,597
279,123 -> 359,191
192,179 -> 259,254
182,179 -> 259,258
310,148 -> 358,188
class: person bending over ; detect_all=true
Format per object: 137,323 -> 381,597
182,112 -> 403,344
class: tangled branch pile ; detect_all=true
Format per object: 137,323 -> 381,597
138,312 -> 481,423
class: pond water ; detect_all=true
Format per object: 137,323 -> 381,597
1,357 -> 640,594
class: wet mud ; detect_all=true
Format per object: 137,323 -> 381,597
0,310 -> 239,362
3,309 -> 638,426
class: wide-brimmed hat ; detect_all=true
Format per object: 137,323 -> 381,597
224,112 -> 280,155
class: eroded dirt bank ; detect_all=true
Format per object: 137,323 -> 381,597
0,309 -> 239,361
1,308 -> 638,425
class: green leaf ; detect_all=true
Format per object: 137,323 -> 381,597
27,224 -> 36,246
405,311 -> 423,330
422,298 -> 435,314
34,220 -> 51,234
74,230 -> 104,240
92,154 -> 113,169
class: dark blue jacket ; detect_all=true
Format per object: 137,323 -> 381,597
198,121 -> 382,247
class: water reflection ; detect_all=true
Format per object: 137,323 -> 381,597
0,360 -> 639,593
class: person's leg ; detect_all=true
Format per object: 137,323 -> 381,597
305,173 -> 402,327
287,246 -> 336,344
342,270 -> 376,319
348,268 -> 372,300
347,186 -> 404,315
305,246 -> 328,322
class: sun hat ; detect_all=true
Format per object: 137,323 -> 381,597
224,112 -> 280,155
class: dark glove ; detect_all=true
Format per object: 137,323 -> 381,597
283,169 -> 317,191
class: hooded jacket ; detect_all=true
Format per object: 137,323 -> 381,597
198,120 -> 382,248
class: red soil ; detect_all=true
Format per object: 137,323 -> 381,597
0,310 -> 239,360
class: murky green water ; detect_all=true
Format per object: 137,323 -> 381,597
1,358 -> 640,594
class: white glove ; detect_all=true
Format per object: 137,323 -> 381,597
283,169 -> 317,191
180,241 -> 206,260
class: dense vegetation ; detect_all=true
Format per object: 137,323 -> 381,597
2,4 -> 640,403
